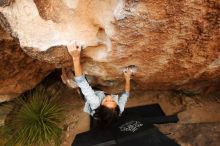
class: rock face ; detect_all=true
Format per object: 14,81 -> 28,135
0,0 -> 219,94
0,23 -> 55,102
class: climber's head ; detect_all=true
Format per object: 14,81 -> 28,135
101,95 -> 117,108
94,95 -> 120,128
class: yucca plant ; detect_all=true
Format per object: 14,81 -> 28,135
5,86 -> 64,146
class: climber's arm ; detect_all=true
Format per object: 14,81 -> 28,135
67,43 -> 82,77
123,67 -> 132,92
74,75 -> 100,110
118,69 -> 132,113
124,74 -> 131,93
67,43 -> 100,110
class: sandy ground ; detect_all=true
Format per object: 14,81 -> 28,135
58,85 -> 220,146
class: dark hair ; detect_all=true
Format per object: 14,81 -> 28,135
93,105 -> 120,129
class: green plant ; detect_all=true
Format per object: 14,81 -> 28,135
0,126 -> 7,146
5,86 -> 64,146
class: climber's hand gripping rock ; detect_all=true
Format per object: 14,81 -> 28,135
67,42 -> 82,61
67,42 -> 83,77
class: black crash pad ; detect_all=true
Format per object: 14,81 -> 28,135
72,104 -> 180,146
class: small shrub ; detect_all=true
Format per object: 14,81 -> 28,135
0,126 -> 7,146
5,86 -> 64,146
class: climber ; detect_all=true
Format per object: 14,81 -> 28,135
61,42 -> 133,128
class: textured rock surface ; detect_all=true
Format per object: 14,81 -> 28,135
0,0 -> 220,94
0,24 -> 55,102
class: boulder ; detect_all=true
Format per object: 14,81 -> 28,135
0,0 -> 219,94
0,24 -> 55,102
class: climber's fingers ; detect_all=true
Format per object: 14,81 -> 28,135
75,43 -> 83,52
67,41 -> 77,52
123,67 -> 130,77
73,41 -> 77,50
76,45 -> 81,52
122,66 -> 135,79
128,67 -> 133,75
67,42 -> 83,60
123,65 -> 137,76
123,67 -> 129,73
124,68 -> 132,76
123,69 -> 132,81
